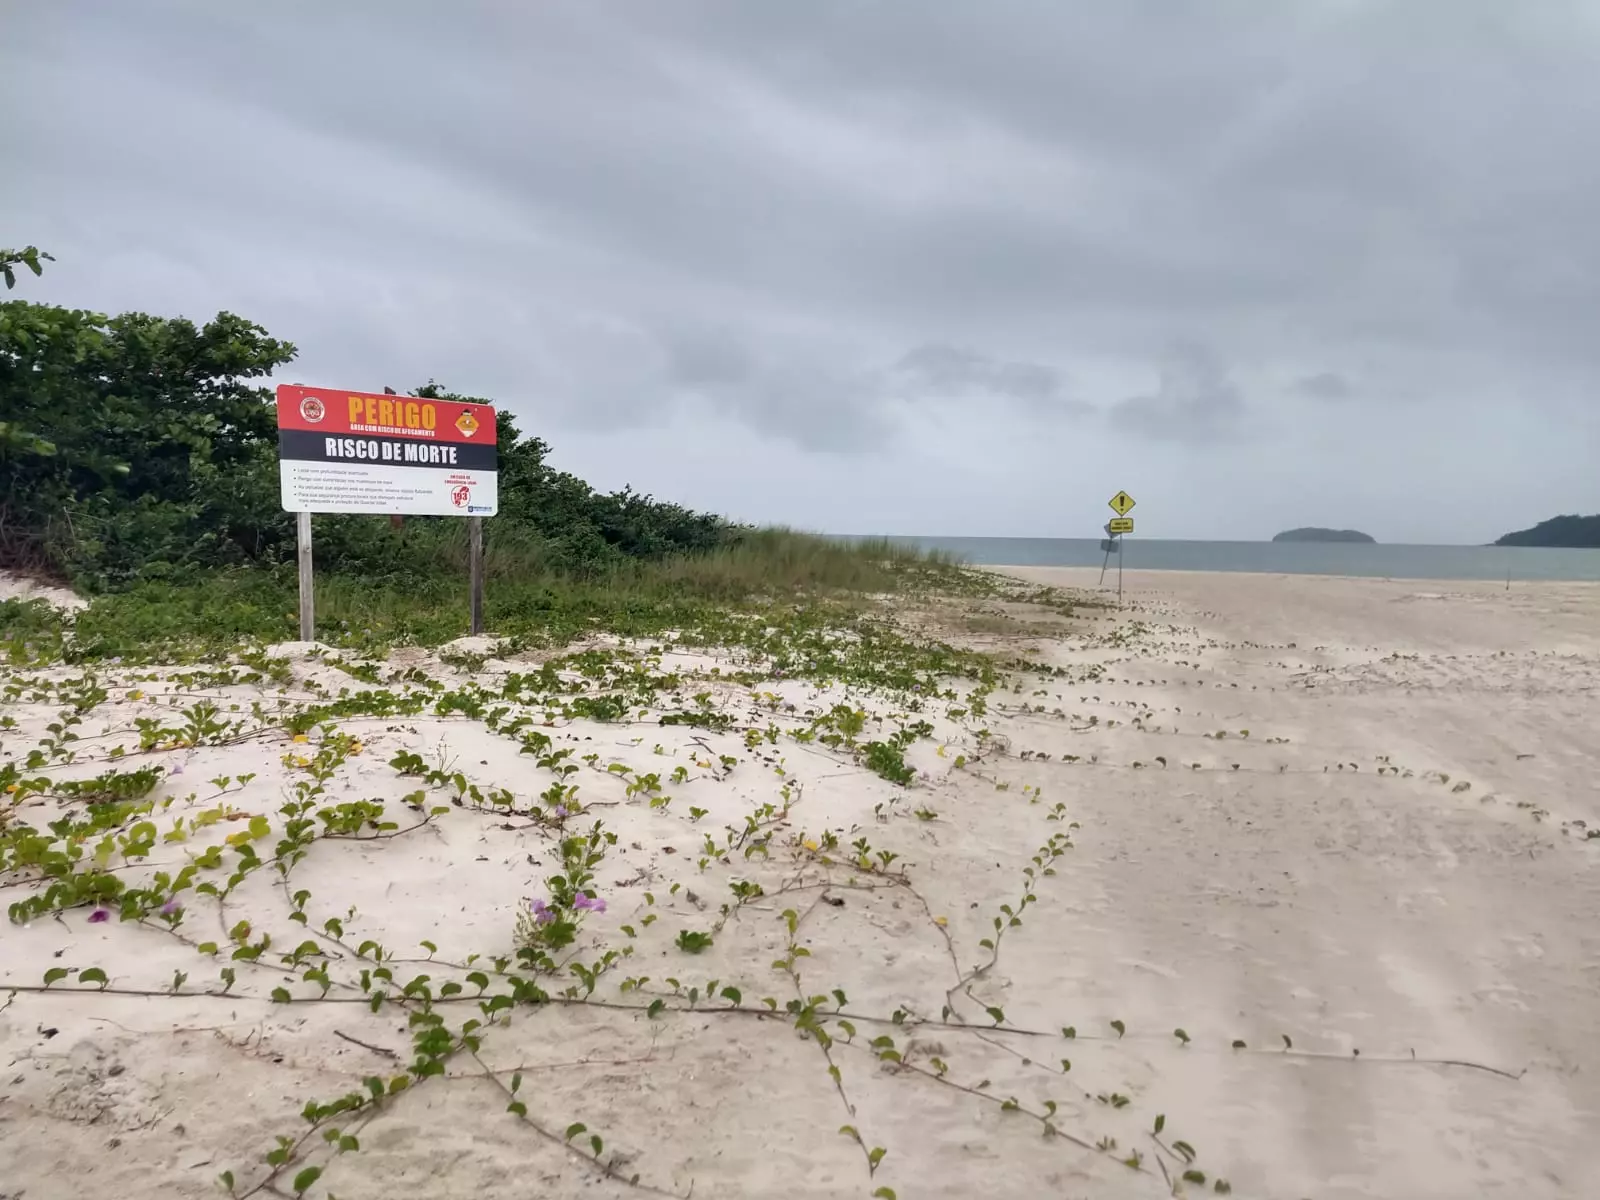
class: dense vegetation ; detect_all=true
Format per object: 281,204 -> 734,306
1,249 -> 960,655
1494,515 -> 1600,549
0,298 -> 728,588
1271,528 -> 1375,544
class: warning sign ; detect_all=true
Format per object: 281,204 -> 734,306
276,385 -> 498,516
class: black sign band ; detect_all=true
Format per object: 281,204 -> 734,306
279,430 -> 497,472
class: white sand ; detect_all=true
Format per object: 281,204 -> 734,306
0,570 -> 86,613
2,570 -> 1598,1199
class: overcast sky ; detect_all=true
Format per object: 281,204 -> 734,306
6,1 -> 1599,542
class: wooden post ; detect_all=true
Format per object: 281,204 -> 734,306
469,516 -> 485,636
296,511 -> 315,642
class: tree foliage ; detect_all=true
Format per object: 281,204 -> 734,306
1,301 -> 295,585
0,295 -> 732,590
0,245 -> 53,290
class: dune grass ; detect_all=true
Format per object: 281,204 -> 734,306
2,527 -> 979,663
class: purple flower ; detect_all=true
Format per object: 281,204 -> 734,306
573,893 -> 606,914
528,898 -> 556,926
87,907 -> 110,923
552,806 -> 571,819
159,899 -> 182,917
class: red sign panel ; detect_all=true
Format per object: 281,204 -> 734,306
276,385 -> 496,443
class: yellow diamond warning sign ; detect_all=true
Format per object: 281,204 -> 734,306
1107,490 -> 1136,517
455,410 -> 481,438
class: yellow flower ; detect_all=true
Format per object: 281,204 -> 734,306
802,839 -> 819,852
292,734 -> 309,744
348,741 -> 364,755
128,689 -> 144,701
934,916 -> 948,927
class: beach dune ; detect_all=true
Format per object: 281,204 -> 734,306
2,568 -> 1597,1198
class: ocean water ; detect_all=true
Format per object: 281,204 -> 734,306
857,537 -> 1600,582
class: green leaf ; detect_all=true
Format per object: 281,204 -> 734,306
1061,1025 -> 1076,1039
565,1122 -> 587,1142
721,986 -> 742,1005
507,1100 -> 527,1118
1184,1170 -> 1207,1185
365,1077 -> 384,1100
272,988 -> 292,1004
218,1169 -> 235,1193
510,1072 -> 522,1094
43,967 -> 71,986
873,1190 -> 898,1200
1231,1039 -> 1247,1049
1174,1027 -> 1191,1045
1154,1113 -> 1165,1134
292,1166 -> 321,1195
1110,1019 -> 1126,1038
79,967 -> 108,988
338,1135 -> 359,1152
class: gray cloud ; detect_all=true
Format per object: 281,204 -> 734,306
1295,372 -> 1356,401
4,0 -> 1599,541
1112,344 -> 1246,444
889,344 -> 1085,412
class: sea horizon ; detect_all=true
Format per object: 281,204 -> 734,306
832,535 -> 1600,582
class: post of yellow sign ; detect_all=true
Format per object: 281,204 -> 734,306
1104,491 -> 1136,605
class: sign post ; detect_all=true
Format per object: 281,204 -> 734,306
297,511 -> 315,642
469,516 -> 485,636
1104,491 -> 1137,605
276,384 -> 499,642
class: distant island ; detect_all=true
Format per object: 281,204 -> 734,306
1272,528 -> 1376,544
1494,514 -> 1600,548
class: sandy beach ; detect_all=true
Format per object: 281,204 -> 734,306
3,569 -> 1598,1199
